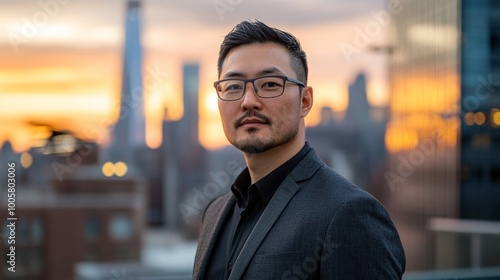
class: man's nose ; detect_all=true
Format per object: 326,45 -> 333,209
240,82 -> 262,111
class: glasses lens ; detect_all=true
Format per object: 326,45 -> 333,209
215,76 -> 288,100
217,80 -> 245,100
254,76 -> 285,98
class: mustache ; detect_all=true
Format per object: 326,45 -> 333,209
234,111 -> 272,129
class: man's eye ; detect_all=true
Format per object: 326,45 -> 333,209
262,82 -> 281,88
225,84 -> 243,91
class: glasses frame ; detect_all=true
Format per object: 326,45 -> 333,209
214,75 -> 305,101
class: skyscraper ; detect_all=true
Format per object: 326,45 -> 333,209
345,73 -> 371,131
386,0 -> 460,270
180,63 -> 200,155
345,73 -> 388,188
107,0 -> 146,164
460,0 -> 500,221
306,72 -> 388,191
162,63 -> 207,229
386,0 -> 500,271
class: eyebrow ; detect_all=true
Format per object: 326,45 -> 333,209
223,67 -> 285,78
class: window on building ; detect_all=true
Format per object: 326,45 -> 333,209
109,214 -> 133,241
32,218 -> 43,244
18,219 -> 29,243
462,165 -> 483,184
84,215 -> 100,241
491,165 -> 500,183
472,134 -> 491,149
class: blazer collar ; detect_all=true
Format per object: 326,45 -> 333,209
288,147 -> 324,183
228,148 -> 324,280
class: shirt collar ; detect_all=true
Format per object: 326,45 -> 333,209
231,142 -> 312,208
231,168 -> 251,208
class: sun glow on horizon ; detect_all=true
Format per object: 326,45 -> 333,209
0,3 -> 390,153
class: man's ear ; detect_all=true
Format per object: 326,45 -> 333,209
300,86 -> 313,118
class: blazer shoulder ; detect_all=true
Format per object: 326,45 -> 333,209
291,148 -> 379,209
201,192 -> 232,224
306,164 -> 385,210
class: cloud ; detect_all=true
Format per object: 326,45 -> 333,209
0,0 -> 385,49
0,0 -> 385,28
144,0 -> 384,27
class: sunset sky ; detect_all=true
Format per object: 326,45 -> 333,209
0,0 -> 390,152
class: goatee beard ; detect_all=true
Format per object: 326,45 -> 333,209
235,125 -> 298,154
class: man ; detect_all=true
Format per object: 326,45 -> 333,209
194,20 -> 405,280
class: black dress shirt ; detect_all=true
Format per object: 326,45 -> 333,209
204,143 -> 311,280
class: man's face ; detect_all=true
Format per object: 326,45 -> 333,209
217,42 -> 311,154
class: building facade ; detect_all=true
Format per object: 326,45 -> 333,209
460,0 -> 500,221
0,166 -> 146,280
387,0 -> 500,271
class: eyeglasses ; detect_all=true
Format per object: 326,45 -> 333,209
214,75 -> 305,101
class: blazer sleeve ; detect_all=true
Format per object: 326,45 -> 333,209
320,195 -> 406,279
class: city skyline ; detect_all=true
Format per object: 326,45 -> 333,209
0,0 -> 390,152
1,1 -> 499,278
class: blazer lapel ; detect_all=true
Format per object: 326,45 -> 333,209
228,148 -> 324,280
193,193 -> 235,280
228,177 -> 301,280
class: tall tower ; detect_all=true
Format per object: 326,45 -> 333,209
108,0 -> 145,164
345,73 -> 371,130
180,63 -> 200,154
162,63 -> 202,228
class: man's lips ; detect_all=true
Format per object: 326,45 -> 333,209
234,112 -> 272,129
239,118 -> 268,127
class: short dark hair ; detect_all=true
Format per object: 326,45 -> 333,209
217,20 -> 308,85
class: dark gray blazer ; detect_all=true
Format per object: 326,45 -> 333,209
194,148 -> 405,279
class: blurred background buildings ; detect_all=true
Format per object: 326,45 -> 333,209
0,0 -> 499,279
386,0 -> 500,273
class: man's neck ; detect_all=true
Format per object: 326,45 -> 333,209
243,136 -> 305,184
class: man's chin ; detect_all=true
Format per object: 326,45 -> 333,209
234,138 -> 275,154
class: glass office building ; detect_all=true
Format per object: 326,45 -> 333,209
460,0 -> 500,221
387,0 -> 500,271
